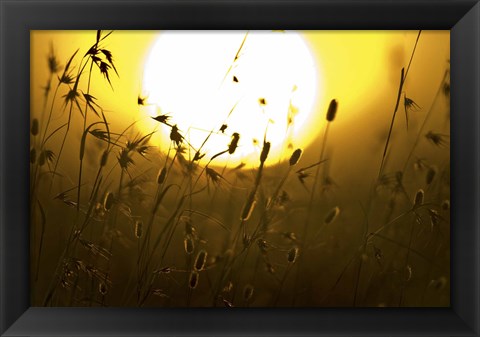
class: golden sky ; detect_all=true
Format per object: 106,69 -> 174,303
31,30 -> 449,183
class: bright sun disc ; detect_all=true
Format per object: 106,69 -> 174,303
142,31 -> 319,167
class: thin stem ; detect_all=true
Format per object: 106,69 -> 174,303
77,59 -> 94,212
378,30 -> 422,177
292,121 -> 330,305
378,68 -> 405,178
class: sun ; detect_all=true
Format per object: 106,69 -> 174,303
141,30 -> 320,167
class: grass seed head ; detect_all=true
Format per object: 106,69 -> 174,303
90,129 -> 109,141
413,158 -> 428,171
100,150 -> 109,167
429,276 -> 447,291
206,167 -> 222,186
414,189 -> 424,207
324,206 -> 340,225
152,114 -> 171,126
184,237 -> 194,255
282,232 -> 297,242
193,151 -> 205,162
425,131 -> 449,147
326,99 -> 338,122
223,281 -> 233,293
260,141 -> 271,163
266,262 -> 275,274
170,125 -> 183,147
189,271 -> 199,289
426,167 -> 436,185
31,119 -> 39,136
103,192 -> 114,211
134,220 -> 143,239
30,147 -> 36,164
243,284 -> 254,301
404,96 -> 421,114
157,167 -> 167,184
297,170 -> 310,186
243,234 -> 252,248
194,249 -> 207,271
228,132 -> 240,154
443,82 -> 450,98
428,209 -> 439,229
289,148 -> 302,166
38,152 -> 46,167
441,199 -> 450,210
137,94 -> 147,106
219,124 -> 228,133
221,298 -> 234,307
99,282 -> 108,295
38,149 -> 55,167
117,148 -> 134,170
183,217 -> 195,236
47,44 -> 61,74
152,289 -> 169,299
287,247 -> 299,264
275,190 -> 290,207
257,239 -> 269,253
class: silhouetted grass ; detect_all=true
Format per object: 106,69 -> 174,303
31,30 -> 450,308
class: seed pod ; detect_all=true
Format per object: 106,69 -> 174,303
223,281 -> 233,293
284,232 -> 297,242
426,167 -> 436,185
100,150 -> 109,167
184,237 -> 194,255
184,217 -> 194,235
31,118 -> 39,136
30,147 -> 36,164
428,209 -> 439,228
103,192 -> 114,211
429,276 -> 447,290
257,239 -> 268,253
260,141 -> 271,163
441,200 -> 450,210
243,284 -> 254,301
228,133 -> 240,155
266,262 -> 275,274
326,99 -> 338,122
414,189 -> 424,207
189,271 -> 199,289
38,150 -> 46,167
287,247 -> 299,264
134,220 -> 143,239
324,206 -> 340,225
194,250 -> 207,271
157,167 -> 167,184
240,191 -> 256,221
222,297 -> 234,307
289,149 -> 302,166
98,282 -> 108,295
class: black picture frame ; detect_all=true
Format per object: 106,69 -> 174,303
1,0 -> 479,336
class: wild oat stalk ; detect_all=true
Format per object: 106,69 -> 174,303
378,30 -> 422,177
